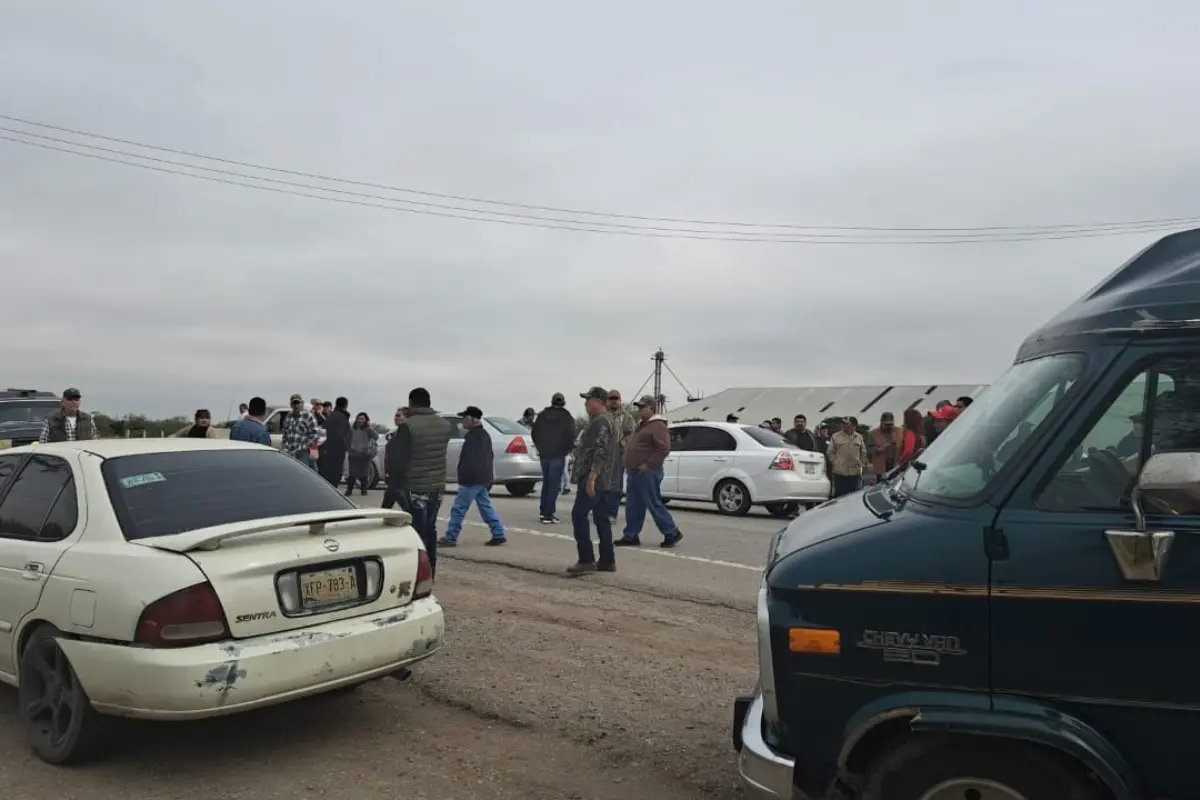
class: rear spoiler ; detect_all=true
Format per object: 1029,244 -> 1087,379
131,508 -> 413,553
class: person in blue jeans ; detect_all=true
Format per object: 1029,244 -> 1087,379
530,392 -> 577,524
603,390 -> 636,522
616,395 -> 682,548
567,387 -> 619,574
440,406 -> 506,547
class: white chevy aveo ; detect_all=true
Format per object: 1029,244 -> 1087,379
0,438 -> 443,764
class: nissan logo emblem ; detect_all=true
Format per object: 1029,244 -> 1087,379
323,538 -> 340,553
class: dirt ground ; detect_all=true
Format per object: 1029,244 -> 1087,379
0,505 -> 765,800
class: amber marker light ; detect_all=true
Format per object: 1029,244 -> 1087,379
788,627 -> 840,655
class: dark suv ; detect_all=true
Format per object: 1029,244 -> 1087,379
0,389 -> 61,448
734,228 -> 1200,799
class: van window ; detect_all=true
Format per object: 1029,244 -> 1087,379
1038,357 -> 1200,513
903,353 -> 1084,502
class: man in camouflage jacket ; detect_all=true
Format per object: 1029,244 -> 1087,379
568,386 -> 620,575
603,389 -> 637,522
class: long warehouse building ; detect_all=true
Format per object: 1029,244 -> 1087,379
667,384 -> 990,425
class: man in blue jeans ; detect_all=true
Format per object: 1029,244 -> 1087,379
616,395 -> 682,548
604,390 -> 637,523
567,386 -> 619,575
440,406 -> 506,547
530,392 -> 577,525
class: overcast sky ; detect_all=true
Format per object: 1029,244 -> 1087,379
3,1 -> 1199,422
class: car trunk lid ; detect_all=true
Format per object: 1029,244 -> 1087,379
131,509 -> 423,638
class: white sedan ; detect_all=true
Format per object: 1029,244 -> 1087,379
664,422 -> 830,516
0,438 -> 444,764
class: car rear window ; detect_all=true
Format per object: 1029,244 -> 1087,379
485,417 -> 529,435
740,426 -> 793,448
101,448 -> 354,541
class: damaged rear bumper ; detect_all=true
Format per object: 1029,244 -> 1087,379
58,597 -> 444,720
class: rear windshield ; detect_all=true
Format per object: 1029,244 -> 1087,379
740,426 -> 792,448
101,448 -> 353,540
485,417 -> 528,435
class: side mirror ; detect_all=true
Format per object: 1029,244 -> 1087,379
1106,451 -> 1200,582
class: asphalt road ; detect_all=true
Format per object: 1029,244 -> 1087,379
0,489 -> 780,799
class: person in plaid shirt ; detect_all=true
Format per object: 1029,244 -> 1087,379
281,393 -> 320,469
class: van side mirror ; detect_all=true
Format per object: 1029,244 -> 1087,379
1105,451 -> 1200,582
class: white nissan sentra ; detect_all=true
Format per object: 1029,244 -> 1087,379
0,438 -> 444,764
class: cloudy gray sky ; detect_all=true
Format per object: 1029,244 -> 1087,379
3,0 -> 1199,422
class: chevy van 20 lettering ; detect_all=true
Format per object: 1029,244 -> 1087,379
235,611 -> 278,623
857,629 -> 967,666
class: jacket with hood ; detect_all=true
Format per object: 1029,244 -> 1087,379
531,405 -> 576,459
623,415 -> 670,472
323,408 -> 352,453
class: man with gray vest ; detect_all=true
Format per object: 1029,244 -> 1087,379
39,387 -> 99,443
389,387 -> 453,577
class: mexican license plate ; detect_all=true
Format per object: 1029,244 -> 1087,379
300,565 -> 358,608
804,463 -> 817,475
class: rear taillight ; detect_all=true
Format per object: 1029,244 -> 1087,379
769,450 -> 794,470
505,436 -> 528,454
135,583 -> 229,647
414,550 -> 434,599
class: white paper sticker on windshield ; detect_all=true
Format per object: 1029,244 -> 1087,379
119,472 -> 166,489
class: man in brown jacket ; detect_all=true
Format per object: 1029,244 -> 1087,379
615,395 -> 682,548
869,412 -> 904,482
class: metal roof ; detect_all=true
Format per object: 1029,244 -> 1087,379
667,384 -> 990,425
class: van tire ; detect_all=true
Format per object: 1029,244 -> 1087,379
18,626 -> 111,764
714,479 -> 752,516
861,734 -> 1103,800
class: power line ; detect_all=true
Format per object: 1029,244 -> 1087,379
2,112 -> 1196,236
8,125 -> 1189,243
1,131 -> 1194,244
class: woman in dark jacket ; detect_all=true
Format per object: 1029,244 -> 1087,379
345,412 -> 378,497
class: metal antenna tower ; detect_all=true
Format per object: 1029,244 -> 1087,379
632,349 -> 699,414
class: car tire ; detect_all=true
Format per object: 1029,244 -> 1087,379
367,461 -> 380,490
714,479 -> 752,516
764,501 -> 799,518
506,481 -> 536,497
18,626 -> 111,765
861,735 -> 1103,800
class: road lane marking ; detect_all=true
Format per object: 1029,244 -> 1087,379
437,516 -> 761,572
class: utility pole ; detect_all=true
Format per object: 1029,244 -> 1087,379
652,349 -> 665,414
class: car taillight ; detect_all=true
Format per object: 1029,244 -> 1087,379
135,583 -> 229,647
414,550 -> 434,599
769,450 -> 794,470
506,436 -> 528,455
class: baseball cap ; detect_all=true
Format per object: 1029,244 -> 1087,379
580,386 -> 608,401
633,394 -> 657,408
62,387 -> 81,400
551,392 -> 565,405
726,413 -> 739,422
289,393 -> 304,404
458,405 -> 483,419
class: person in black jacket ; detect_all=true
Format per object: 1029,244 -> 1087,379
531,392 -> 576,525
438,406 -> 506,547
318,396 -> 353,487
382,407 -> 411,511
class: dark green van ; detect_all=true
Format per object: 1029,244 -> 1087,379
733,229 -> 1200,800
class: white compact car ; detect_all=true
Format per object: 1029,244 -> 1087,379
663,422 -> 830,516
0,439 -> 443,764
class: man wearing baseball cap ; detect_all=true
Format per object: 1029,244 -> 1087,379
566,386 -> 620,574
531,392 -> 576,524
616,395 -> 682,548
280,393 -> 321,469
439,406 -> 506,547
39,387 -> 100,443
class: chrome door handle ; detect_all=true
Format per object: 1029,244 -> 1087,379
713,457 -> 730,462
22,562 -> 44,580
